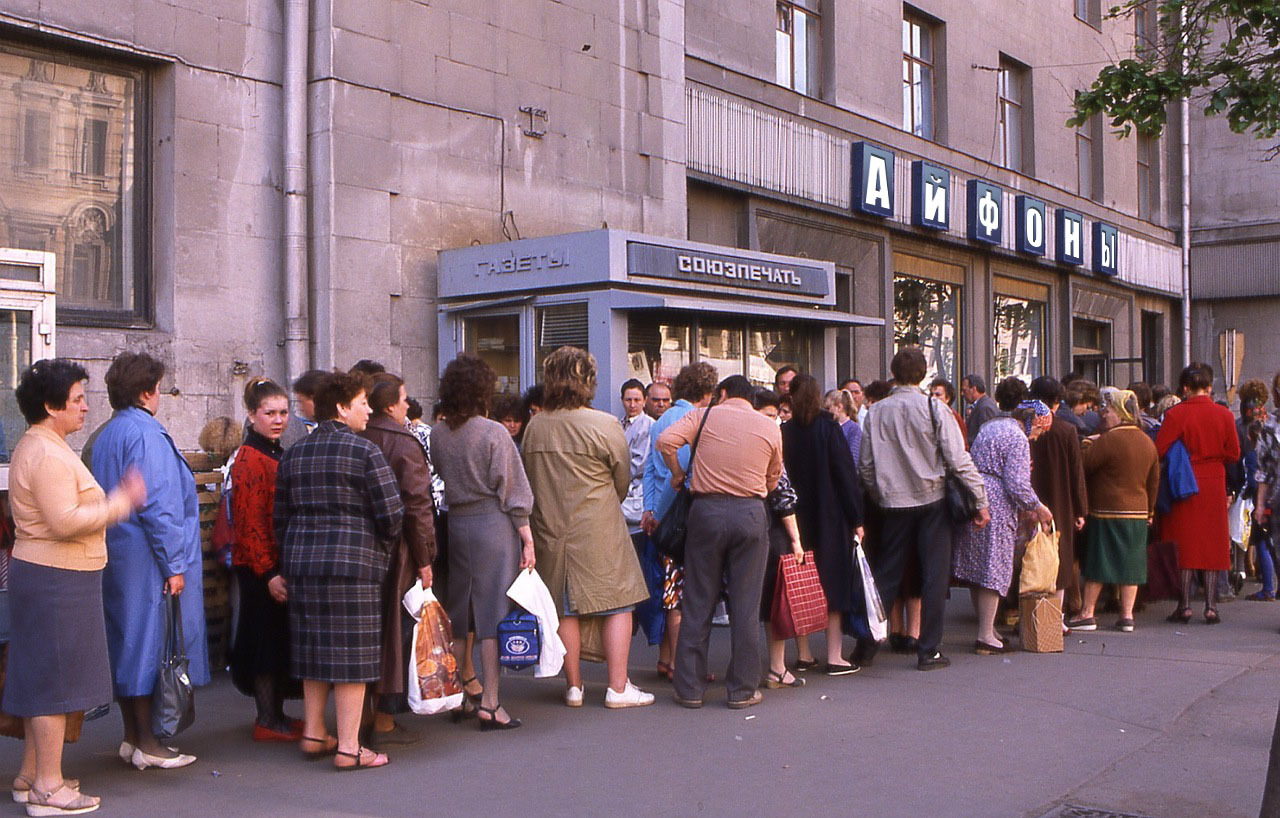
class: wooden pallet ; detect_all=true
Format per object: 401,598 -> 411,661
184,451 -> 231,667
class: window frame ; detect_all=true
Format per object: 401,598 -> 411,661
1075,0 -> 1102,28
996,56 -> 1027,173
775,0 -> 822,97
1136,134 -> 1156,221
1075,99 -> 1103,202
901,11 -> 937,141
0,38 -> 153,328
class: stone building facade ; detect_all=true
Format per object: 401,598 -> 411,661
0,0 -> 1185,448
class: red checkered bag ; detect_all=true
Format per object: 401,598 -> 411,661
769,556 -> 828,640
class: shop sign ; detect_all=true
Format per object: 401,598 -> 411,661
472,248 -> 570,277
626,242 -> 829,298
1015,195 -> 1046,256
851,142 -> 894,218
1093,222 -> 1119,276
1055,209 -> 1084,266
911,161 -> 950,230
967,180 -> 1003,244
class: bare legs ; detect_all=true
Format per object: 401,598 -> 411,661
825,613 -> 851,667
559,612 -> 635,693
659,609 -> 681,671
26,715 -> 67,793
301,680 -> 383,767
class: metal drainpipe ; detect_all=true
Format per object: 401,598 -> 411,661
282,0 -> 310,384
1180,7 -> 1192,367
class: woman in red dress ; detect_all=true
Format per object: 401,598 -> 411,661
1155,363 -> 1241,624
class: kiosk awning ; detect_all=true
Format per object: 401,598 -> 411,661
610,292 -> 883,327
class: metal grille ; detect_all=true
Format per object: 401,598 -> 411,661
539,303 -> 589,347
1191,239 -> 1280,298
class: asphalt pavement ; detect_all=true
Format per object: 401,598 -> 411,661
0,585 -> 1275,818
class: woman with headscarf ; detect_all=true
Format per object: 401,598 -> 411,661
952,400 -> 1053,653
1067,388 -> 1160,632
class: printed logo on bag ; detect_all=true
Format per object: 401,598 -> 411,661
505,635 -> 531,655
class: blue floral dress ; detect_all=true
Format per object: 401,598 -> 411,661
953,417 -> 1040,595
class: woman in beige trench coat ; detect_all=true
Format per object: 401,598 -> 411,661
522,347 -> 655,710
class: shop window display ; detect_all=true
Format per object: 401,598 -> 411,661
894,276 -> 959,385
993,294 -> 1044,384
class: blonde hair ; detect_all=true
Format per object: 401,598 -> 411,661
823,389 -> 855,420
541,346 -> 597,411
1155,394 -> 1181,418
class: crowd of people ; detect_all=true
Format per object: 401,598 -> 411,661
0,343 -> 1265,814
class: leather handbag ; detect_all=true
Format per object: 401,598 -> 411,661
928,397 -> 980,524
151,592 -> 195,739
652,405 -> 715,564
769,556 -> 828,640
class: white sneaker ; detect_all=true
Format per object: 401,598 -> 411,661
604,680 -> 655,709
564,685 -> 584,708
130,748 -> 196,771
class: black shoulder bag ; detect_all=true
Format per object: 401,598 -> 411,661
151,592 -> 196,739
652,405 -> 715,564
928,397 -> 980,524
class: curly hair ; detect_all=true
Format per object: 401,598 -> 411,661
672,362 -> 718,403
1239,378 -> 1268,409
313,370 -> 371,421
541,346 -> 597,411
994,376 -> 1029,411
15,358 -> 89,424
439,354 -> 496,430
104,351 -> 165,410
489,392 -> 525,423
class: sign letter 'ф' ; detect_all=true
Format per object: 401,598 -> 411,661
967,180 -> 1003,244
852,143 -> 895,218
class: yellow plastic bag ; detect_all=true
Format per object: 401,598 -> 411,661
1019,521 -> 1060,595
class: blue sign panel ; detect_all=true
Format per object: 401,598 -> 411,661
967,180 -> 1003,244
1015,195 -> 1047,256
1055,209 -> 1084,266
911,161 -> 950,230
851,142 -> 894,218
1093,222 -> 1119,276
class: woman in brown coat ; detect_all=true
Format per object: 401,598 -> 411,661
357,373 -> 436,750
1028,376 -> 1089,615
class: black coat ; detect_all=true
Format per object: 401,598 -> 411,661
782,414 -> 864,613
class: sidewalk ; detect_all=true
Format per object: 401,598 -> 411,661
0,587 -> 1273,817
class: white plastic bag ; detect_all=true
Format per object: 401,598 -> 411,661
505,568 -> 567,678
402,581 -> 463,716
855,543 -> 888,642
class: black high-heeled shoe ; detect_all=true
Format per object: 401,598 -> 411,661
450,695 -> 479,724
1166,607 -> 1193,624
1204,608 -> 1222,624
477,704 -> 521,732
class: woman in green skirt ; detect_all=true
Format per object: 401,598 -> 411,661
1068,388 -> 1160,633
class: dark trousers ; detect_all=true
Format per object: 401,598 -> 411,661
873,501 -> 953,658
674,495 -> 769,703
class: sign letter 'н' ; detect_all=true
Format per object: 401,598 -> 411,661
978,191 -> 1000,238
866,156 -> 890,210
1064,218 -> 1080,258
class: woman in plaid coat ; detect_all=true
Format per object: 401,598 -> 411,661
275,371 -> 404,771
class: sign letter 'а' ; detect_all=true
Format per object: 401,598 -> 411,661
967,180 -> 1003,244
911,161 -> 950,230
852,143 -> 894,218
1055,209 -> 1084,266
1015,195 -> 1047,256
1093,222 -> 1119,276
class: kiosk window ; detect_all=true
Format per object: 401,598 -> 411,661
993,295 -> 1044,385
697,320 -> 745,382
464,314 -> 521,395
535,303 -> 589,380
894,276 -> 959,385
0,309 -> 32,460
627,315 -> 690,384
750,323 -> 811,388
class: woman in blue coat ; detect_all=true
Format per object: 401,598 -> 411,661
89,352 -> 210,770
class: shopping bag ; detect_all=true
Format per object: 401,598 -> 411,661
1019,593 -> 1064,653
402,581 -> 463,716
770,555 -> 827,640
1019,522 -> 1060,596
151,593 -> 195,739
505,568 -> 566,678
855,543 -> 888,642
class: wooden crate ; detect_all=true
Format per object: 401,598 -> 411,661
184,451 -> 232,667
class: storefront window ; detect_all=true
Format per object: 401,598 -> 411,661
0,309 -> 31,460
749,322 -> 811,387
627,314 -> 690,384
465,314 -> 521,395
697,320 -> 745,382
993,295 -> 1044,385
535,303 -> 589,383
894,276 -> 959,385
1072,317 -> 1111,385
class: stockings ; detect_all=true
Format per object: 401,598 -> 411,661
1178,569 -> 1219,612
253,674 -> 287,730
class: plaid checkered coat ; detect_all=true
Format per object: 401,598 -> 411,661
275,421 -> 405,582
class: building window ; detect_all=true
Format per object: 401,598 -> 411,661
993,295 -> 1045,385
0,43 -> 148,324
1141,310 -> 1164,384
902,12 -> 936,140
1134,1 -> 1156,54
1076,103 -> 1102,201
894,276 -> 959,386
1072,317 -> 1111,385
997,57 -> 1027,173
1136,134 -> 1158,221
1075,0 -> 1101,27
775,1 -> 821,97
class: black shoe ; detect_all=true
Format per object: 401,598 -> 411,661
917,651 -> 951,671
367,721 -> 423,750
850,637 -> 880,667
793,658 -> 819,672
888,633 -> 907,652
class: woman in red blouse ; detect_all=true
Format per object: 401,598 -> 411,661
229,378 -> 302,741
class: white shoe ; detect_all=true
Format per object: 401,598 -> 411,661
564,685 -> 584,708
117,742 -> 134,764
130,748 -> 196,771
604,680 -> 655,709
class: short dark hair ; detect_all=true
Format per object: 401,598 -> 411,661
619,378 -> 645,399
750,387 -> 781,412
994,377 -> 1029,411
522,384 -> 544,414
1179,362 -> 1213,393
243,377 -> 288,412
789,374 -> 823,425
350,359 -> 386,377
367,373 -> 405,415
773,365 -> 798,387
489,392 -> 525,423
1127,381 -> 1153,411
962,373 -> 987,394
1029,375 -> 1065,407
672,362 -> 718,403
313,370 -> 371,422
840,378 -> 861,390
928,378 -> 956,403
15,358 -> 89,425
1065,379 -> 1101,409
292,369 -> 328,398
431,401 -> 444,421
646,381 -> 671,397
406,398 -> 424,422
439,354 -> 496,430
890,347 -> 928,386
105,351 -> 166,410
716,375 -> 755,403
1151,384 -> 1171,404
542,346 -> 597,411
865,380 -> 893,402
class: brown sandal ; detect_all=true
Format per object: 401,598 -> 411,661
12,775 -> 79,805
764,669 -> 806,689
24,784 -> 99,816
334,747 -> 390,772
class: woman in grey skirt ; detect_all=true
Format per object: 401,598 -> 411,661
5,359 -> 144,815
430,355 -> 535,731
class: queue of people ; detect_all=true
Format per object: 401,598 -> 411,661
0,344 -> 1261,814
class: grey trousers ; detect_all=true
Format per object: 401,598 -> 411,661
674,495 -> 770,703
